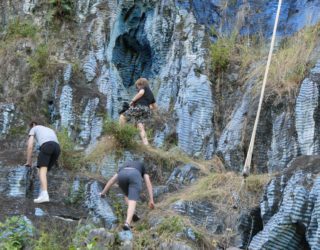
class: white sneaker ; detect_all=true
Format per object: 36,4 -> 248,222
34,191 -> 49,203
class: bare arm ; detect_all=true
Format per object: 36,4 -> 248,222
26,136 -> 34,166
144,174 -> 154,209
130,89 -> 145,106
100,174 -> 118,196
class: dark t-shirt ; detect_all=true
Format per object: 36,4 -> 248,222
118,161 -> 146,177
135,86 -> 156,107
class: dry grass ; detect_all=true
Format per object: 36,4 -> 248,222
147,172 -> 271,248
158,172 -> 271,213
213,22 -> 320,102
138,145 -> 225,174
133,210 -> 213,249
79,136 -> 225,183
265,25 -> 319,98
84,136 -> 117,164
245,23 -> 320,100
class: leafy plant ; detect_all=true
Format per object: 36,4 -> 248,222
66,181 -> 85,205
32,221 -> 77,249
49,0 -> 76,21
27,44 -> 51,88
0,216 -> 33,250
57,128 -> 84,170
5,19 -> 38,40
210,32 -> 237,74
103,119 -> 138,149
157,216 -> 184,236
33,231 -> 60,250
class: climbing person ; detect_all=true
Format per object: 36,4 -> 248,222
25,121 -> 60,203
100,160 -> 155,231
119,78 -> 156,145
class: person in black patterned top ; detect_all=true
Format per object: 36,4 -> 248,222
119,78 -> 157,145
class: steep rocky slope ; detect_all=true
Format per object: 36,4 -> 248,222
1,0 -> 320,249
1,0 -> 320,168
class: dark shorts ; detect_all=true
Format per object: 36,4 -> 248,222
37,141 -> 60,171
123,105 -> 151,124
118,168 -> 142,201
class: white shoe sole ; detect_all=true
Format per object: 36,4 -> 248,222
34,198 -> 50,203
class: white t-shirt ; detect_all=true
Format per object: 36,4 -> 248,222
29,125 -> 59,146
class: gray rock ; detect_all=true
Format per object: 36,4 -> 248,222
59,84 -> 74,129
184,227 -> 197,242
85,181 -> 118,228
166,164 -> 200,191
295,61 -> 320,155
153,185 -> 169,199
78,97 -> 102,146
160,241 -> 194,250
171,200 -> 224,234
7,166 -> 29,198
148,216 -> 164,229
267,112 -> 298,172
86,228 -> 115,248
119,240 -> 133,250
34,207 -> 46,217
88,151 -> 135,179
118,230 -> 133,242
0,103 -> 14,137
248,156 -> 320,249
216,80 -> 252,171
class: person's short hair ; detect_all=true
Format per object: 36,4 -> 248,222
135,78 -> 149,88
29,121 -> 38,128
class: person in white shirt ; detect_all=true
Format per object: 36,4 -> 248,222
25,121 -> 60,203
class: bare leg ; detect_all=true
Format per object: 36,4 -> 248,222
119,114 -> 126,126
126,200 -> 137,225
34,167 -> 49,203
137,123 -> 149,145
39,167 -> 48,191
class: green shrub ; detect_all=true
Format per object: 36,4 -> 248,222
210,33 -> 237,74
27,44 -> 50,88
66,181 -> 85,205
103,120 -> 138,149
71,224 -> 96,249
32,222 -> 77,250
0,216 -> 33,250
33,231 -> 61,250
48,0 -> 76,21
57,129 -> 84,170
157,216 -> 184,236
5,19 -> 38,40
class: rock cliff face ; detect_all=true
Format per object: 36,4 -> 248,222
247,156 -> 320,250
1,0 -> 320,171
2,0 -> 320,249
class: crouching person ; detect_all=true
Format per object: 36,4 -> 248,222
25,121 -> 60,203
100,160 -> 155,230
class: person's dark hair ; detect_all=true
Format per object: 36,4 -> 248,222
29,121 -> 38,128
119,102 -> 130,114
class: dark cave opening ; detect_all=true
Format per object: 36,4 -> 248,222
296,222 -> 311,250
112,8 -> 153,88
238,206 -> 263,249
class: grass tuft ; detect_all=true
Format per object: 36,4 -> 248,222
57,129 -> 84,170
5,18 -> 38,40
103,119 -> 139,150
